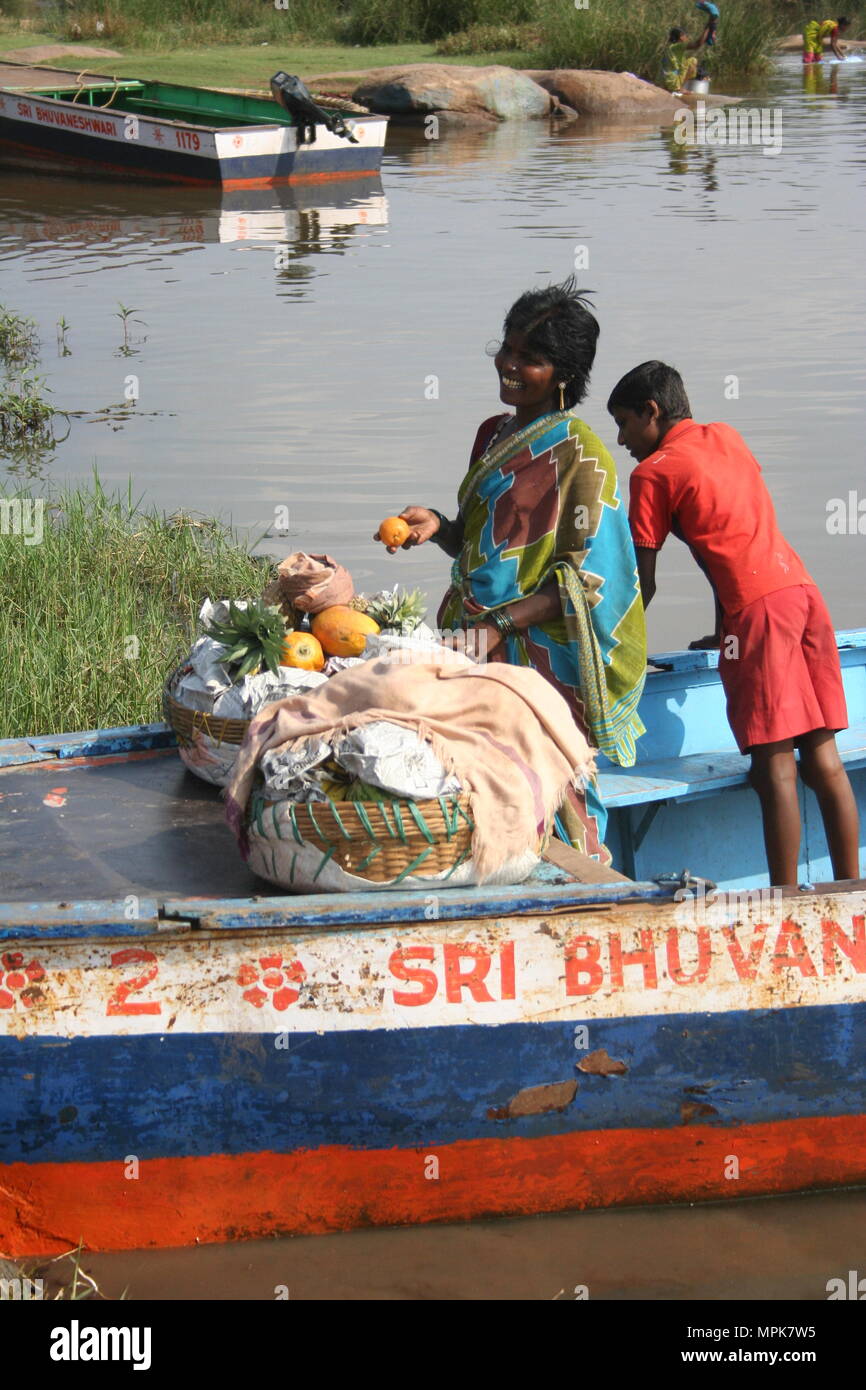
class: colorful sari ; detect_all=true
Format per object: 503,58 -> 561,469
438,409 -> 647,861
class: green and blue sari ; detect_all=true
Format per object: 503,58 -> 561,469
438,409 -> 647,860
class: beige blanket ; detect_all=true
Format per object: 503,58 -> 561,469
225,651 -> 595,880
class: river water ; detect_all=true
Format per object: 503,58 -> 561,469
1,55 -> 864,653
3,54 -> 866,1300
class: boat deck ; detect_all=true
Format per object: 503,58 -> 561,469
0,740 -> 633,924
0,746 -> 270,903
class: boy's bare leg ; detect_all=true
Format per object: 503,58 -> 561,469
748,740 -> 801,886
796,728 -> 861,881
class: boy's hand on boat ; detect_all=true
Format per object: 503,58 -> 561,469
374,507 -> 440,552
688,634 -> 722,650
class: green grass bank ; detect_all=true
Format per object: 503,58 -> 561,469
4,0 -> 861,86
0,478 -> 273,740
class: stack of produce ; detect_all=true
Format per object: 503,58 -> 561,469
164,550 -> 434,789
225,652 -> 596,895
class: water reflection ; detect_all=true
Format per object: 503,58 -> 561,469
0,174 -> 387,258
661,128 -> 719,193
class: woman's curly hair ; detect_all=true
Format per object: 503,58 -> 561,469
500,277 -> 600,409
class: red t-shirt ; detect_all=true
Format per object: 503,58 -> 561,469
628,419 -> 812,617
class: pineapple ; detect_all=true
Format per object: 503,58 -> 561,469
204,598 -> 287,678
352,586 -> 427,634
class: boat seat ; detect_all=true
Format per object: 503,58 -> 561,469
597,719 -> 866,810
122,96 -> 289,127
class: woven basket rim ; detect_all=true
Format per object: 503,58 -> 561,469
254,789 -> 471,811
163,662 -> 252,744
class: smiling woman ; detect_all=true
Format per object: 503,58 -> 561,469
383,279 -> 648,862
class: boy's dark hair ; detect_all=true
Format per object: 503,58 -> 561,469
838,17 -> 850,26
501,276 -> 600,408
668,26 -> 686,41
606,361 -> 692,421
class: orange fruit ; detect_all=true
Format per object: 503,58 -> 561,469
378,515 -> 411,548
280,630 -> 325,671
311,605 -> 380,657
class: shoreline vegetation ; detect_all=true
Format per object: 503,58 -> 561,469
0,477 -> 273,740
0,2 -> 862,88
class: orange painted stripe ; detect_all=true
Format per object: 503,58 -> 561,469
3,1115 -> 866,1255
220,167 -> 381,189
14,747 -> 175,774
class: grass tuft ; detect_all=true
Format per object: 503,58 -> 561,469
0,309 -> 40,368
0,373 -> 54,438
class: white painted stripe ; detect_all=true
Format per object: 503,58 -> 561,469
1,892 -> 865,1039
0,92 -> 221,158
214,118 -> 386,162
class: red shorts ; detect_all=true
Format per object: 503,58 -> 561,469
719,584 -> 848,753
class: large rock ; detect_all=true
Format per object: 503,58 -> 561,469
526,69 -> 685,119
313,64 -> 553,121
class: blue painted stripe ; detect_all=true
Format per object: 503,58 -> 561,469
218,142 -> 386,182
0,899 -> 162,938
3,1001 -> 865,1163
0,722 -> 176,767
161,876 -> 676,932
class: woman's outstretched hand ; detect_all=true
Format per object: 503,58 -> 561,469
374,506 -> 440,553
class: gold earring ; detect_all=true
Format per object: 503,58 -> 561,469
558,382 -> 566,411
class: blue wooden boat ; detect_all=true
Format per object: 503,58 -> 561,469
0,62 -> 388,186
0,631 -> 864,1255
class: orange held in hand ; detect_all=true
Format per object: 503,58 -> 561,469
312,605 -> 380,657
280,631 -> 325,671
377,516 -> 411,548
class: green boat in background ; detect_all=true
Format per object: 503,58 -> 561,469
0,62 -> 388,185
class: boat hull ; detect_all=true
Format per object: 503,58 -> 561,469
2,888 -> 865,1254
0,88 -> 387,186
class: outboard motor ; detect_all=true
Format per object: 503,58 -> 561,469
269,72 -> 359,145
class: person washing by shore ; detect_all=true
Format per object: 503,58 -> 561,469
375,280 -> 647,863
802,15 -> 850,62
607,360 -> 860,887
661,24 -> 709,92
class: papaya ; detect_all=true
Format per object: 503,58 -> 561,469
311,605 -> 380,657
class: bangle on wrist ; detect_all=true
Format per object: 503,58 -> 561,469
491,609 -> 518,639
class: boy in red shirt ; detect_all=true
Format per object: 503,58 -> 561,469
607,360 -> 859,887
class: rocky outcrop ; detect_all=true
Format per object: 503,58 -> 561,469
304,63 -> 694,124
305,63 -> 553,122
526,69 -> 686,119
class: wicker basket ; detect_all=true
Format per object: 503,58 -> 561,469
162,666 -> 250,750
249,790 -> 477,886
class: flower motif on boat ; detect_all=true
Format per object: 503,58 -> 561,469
236,953 -> 306,1010
0,951 -> 46,1010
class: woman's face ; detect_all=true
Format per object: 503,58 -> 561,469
494,329 -> 558,413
